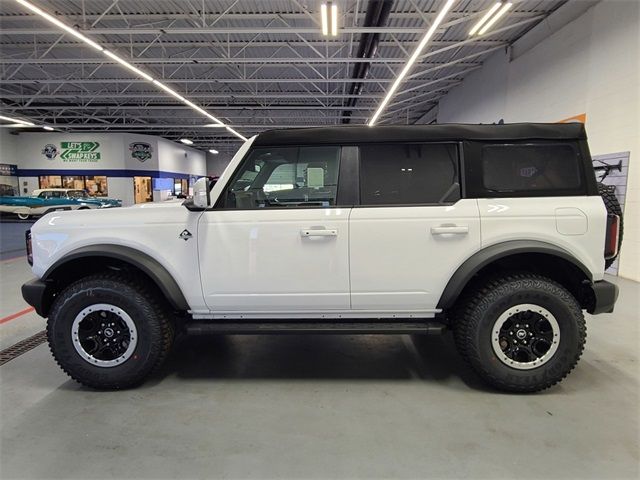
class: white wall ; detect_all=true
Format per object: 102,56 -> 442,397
108,177 -> 135,206
157,138 -> 206,176
0,129 -> 17,165
437,0 -> 640,281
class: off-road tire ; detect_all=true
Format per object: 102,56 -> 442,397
452,273 -> 586,393
47,273 -> 174,389
598,183 -> 624,269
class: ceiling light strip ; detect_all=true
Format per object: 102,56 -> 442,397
0,114 -> 34,126
330,4 -> 338,37
478,2 -> 512,35
14,0 -> 247,142
468,2 -> 503,36
368,0 -> 456,126
320,4 -> 329,36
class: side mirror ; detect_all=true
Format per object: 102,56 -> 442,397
192,177 -> 211,209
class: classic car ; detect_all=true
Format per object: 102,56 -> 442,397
0,188 -> 122,219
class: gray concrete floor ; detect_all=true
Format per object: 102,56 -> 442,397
0,239 -> 639,479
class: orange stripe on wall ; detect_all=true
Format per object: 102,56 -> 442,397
558,113 -> 587,124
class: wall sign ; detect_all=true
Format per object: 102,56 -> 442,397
60,141 -> 101,162
129,142 -> 153,162
0,163 -> 18,176
42,144 -> 58,159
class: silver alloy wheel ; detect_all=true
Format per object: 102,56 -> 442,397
491,304 -> 560,370
71,303 -> 137,368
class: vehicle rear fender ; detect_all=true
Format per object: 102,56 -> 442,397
437,240 -> 593,310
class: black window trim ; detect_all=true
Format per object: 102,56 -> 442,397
355,140 -> 463,208
211,143 -> 354,211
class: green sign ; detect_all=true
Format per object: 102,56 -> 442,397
60,142 -> 101,162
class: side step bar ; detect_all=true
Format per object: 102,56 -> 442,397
186,321 -> 447,335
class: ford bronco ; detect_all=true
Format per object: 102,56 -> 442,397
22,123 -> 621,392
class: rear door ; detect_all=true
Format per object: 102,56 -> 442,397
349,143 -> 481,313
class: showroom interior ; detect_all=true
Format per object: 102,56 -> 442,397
0,0 -> 638,478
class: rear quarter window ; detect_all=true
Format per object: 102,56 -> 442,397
467,142 -> 586,197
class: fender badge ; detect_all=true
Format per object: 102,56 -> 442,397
179,229 -> 192,241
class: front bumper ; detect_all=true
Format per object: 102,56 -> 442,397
588,280 -> 619,315
21,278 -> 49,317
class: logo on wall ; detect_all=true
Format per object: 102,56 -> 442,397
42,144 -> 58,159
129,142 -> 153,162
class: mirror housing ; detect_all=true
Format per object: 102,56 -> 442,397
192,177 -> 211,209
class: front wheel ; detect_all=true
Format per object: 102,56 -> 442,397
453,273 -> 586,393
17,212 -> 30,220
47,274 -> 174,389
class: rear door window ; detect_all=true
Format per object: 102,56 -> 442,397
359,143 -> 460,205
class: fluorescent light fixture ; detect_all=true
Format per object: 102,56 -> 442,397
42,126 -> 55,131
0,114 -> 34,126
368,0 -> 455,126
469,2 -> 502,36
209,149 -> 219,154
320,4 -> 329,36
14,0 -> 247,142
226,126 -> 248,142
180,138 -> 194,145
331,4 -> 338,36
478,2 -> 512,35
103,50 -> 154,82
15,0 -> 104,51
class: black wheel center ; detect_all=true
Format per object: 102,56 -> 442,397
77,311 -> 130,361
498,311 -> 554,363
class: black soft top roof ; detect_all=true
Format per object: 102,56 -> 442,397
253,123 -> 586,146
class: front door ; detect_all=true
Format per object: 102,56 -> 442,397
349,142 -> 481,313
198,144 -> 351,314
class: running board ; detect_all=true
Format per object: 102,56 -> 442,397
185,321 -> 447,335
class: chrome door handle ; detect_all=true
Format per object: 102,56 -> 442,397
300,228 -> 338,237
431,225 -> 469,235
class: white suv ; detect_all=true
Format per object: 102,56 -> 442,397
22,123 -> 621,392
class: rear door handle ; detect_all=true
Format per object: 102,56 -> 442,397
300,228 -> 338,237
431,225 -> 469,235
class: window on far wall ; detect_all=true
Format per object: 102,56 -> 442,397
85,176 -> 108,196
38,175 -> 62,190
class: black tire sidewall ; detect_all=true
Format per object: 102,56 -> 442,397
48,279 -> 163,388
470,280 -> 584,390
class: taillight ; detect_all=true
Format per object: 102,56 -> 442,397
605,214 -> 619,259
25,229 -> 33,266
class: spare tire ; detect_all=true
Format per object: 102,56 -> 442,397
598,183 -> 624,269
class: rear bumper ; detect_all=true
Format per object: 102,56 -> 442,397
21,278 -> 49,317
588,280 -> 619,315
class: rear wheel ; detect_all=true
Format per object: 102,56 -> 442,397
47,274 -> 174,389
16,212 -> 30,220
453,273 -> 586,393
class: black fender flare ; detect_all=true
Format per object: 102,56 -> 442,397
436,240 -> 593,310
42,244 -> 189,311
